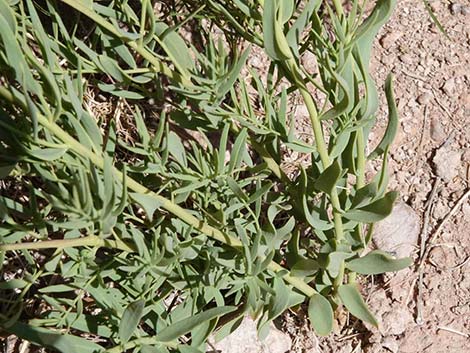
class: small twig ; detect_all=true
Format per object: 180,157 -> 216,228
416,178 -> 440,325
431,88 -> 453,120
401,69 -> 428,82
436,326 -> 469,338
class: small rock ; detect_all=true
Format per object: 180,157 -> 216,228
417,92 -> 432,105
381,305 -> 413,336
433,147 -> 462,182
210,316 -> 291,353
382,336 -> 400,353
442,78 -> 456,96
450,3 -> 462,15
399,53 -> 414,64
380,31 -> 402,50
373,202 -> 420,258
432,199 -> 448,219
430,117 -> 447,143
462,6 -> 470,15
462,201 -> 470,219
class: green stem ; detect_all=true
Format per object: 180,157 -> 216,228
332,0 -> 345,18
356,129 -> 366,188
285,59 -> 344,244
0,235 -> 135,252
349,128 -> 367,284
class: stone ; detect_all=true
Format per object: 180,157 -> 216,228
381,305 -> 414,335
433,147 -> 462,182
372,202 -> 420,258
450,3 -> 462,15
430,117 -> 447,143
442,78 -> 456,96
382,336 -> 400,353
417,92 -> 432,105
399,53 -> 414,64
209,316 -> 291,353
379,31 -> 402,50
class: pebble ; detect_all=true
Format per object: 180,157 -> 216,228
442,78 -> 456,96
373,202 -> 420,258
209,316 -> 291,353
430,117 -> 447,143
433,147 -> 462,182
450,3 -> 470,15
381,305 -> 413,336
380,31 -> 402,50
417,92 -> 432,105
450,3 -> 462,15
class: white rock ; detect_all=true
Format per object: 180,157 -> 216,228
210,316 -> 291,353
433,147 -> 462,182
442,78 -> 456,96
372,202 -> 420,258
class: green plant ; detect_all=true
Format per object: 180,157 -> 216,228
0,0 -> 410,352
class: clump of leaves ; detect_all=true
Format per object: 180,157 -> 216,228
0,0 -> 410,352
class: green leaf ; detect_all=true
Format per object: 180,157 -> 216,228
291,258 -> 320,277
315,160 -> 343,194
155,22 -> 194,77
227,176 -> 248,201
286,0 -> 320,57
338,284 -> 378,326
325,251 -> 353,278
0,278 -> 28,289
28,148 -> 67,161
346,250 -> 412,275
7,322 -> 104,353
131,193 -> 163,220
344,191 -> 397,223
263,0 -> 292,60
368,74 -> 398,159
155,306 -> 236,342
308,294 -> 334,336
98,55 -> 126,82
167,131 -> 187,167
119,299 -> 145,344
0,0 -> 17,32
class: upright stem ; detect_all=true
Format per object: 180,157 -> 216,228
332,0 -> 345,18
285,59 -> 344,244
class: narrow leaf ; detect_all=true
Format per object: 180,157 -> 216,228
338,284 -> 378,326
344,191 -> 398,223
155,306 -> 236,342
119,299 -> 145,344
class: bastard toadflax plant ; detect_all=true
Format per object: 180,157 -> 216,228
0,0 -> 411,352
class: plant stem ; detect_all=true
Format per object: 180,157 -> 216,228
332,0 -> 345,18
285,59 -> 344,244
0,236 -> 101,251
349,128 -> 367,284
356,129 -> 366,188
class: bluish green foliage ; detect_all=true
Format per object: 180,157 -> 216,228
0,0 -> 409,351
